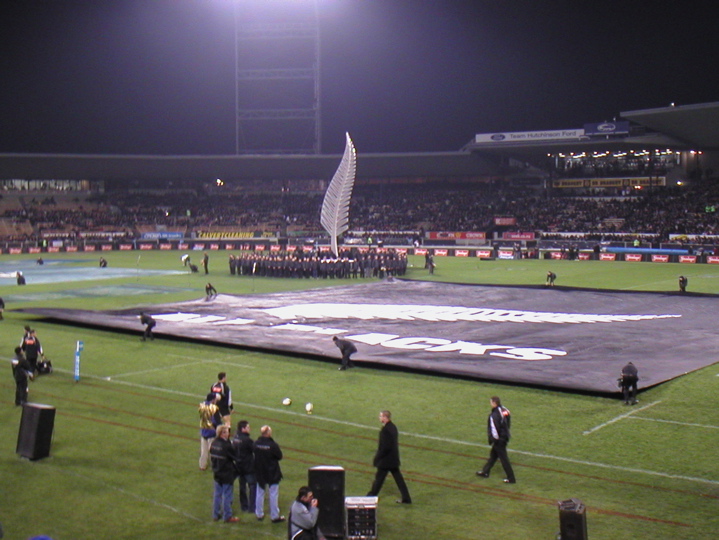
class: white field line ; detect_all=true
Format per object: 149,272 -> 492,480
13,364 -> 719,487
629,416 -> 719,430
582,401 -> 662,435
168,353 -> 256,369
107,360 -> 215,379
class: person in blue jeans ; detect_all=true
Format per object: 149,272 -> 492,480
210,425 -> 240,523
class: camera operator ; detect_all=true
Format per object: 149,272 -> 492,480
289,486 -> 326,540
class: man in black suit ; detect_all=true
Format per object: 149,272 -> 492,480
366,410 -> 412,504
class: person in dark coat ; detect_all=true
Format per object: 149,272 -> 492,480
476,396 -> 516,483
366,410 -> 412,504
332,335 -> 357,371
205,282 -> 217,299
20,328 -> 43,374
546,271 -> 556,286
12,347 -> 33,406
211,372 -> 233,425
0,295 -> 5,320
210,425 -> 239,523
232,420 -> 257,514
678,275 -> 688,293
139,312 -> 155,341
254,425 -> 285,522
620,362 -> 639,405
202,252 -> 209,274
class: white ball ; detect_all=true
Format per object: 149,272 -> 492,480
282,397 -> 292,406
305,402 -> 313,414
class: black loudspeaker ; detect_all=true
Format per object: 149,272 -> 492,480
17,403 -> 56,460
558,498 -> 588,540
308,466 -> 345,538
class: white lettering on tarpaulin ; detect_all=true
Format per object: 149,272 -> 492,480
347,333 -> 566,361
262,304 -> 680,325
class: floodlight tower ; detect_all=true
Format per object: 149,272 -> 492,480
232,0 -> 321,155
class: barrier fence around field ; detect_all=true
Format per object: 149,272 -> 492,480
1,240 -> 717,264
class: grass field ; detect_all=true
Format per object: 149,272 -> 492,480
1,251 -> 718,540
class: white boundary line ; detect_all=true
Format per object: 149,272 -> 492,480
107,360 -> 215,379
629,416 -> 719,430
582,401 -> 662,435
44,369 -> 719,487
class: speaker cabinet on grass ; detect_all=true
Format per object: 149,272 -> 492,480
308,466 -> 345,538
558,498 -> 588,540
17,403 -> 56,460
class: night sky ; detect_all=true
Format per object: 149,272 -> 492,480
1,0 -> 717,156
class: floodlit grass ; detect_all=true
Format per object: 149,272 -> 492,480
1,251 -> 718,540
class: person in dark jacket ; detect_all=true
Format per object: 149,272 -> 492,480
366,410 -> 412,504
0,296 -> 5,320
254,425 -> 285,523
20,328 -> 43,374
210,425 -> 240,523
476,396 -> 516,483
620,362 -> 639,405
332,335 -> 357,371
139,312 -> 155,341
12,347 -> 33,406
232,420 -> 256,514
210,372 -> 233,425
678,275 -> 688,293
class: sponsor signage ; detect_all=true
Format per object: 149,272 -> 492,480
66,246 -> 78,252
583,121 -> 630,136
456,249 -> 469,257
159,244 -> 172,250
679,255 -> 697,263
139,244 -> 154,250
652,254 -> 669,263
625,254 -> 643,262
119,244 -> 133,251
29,247 -> 41,253
47,247 -> 60,253
707,256 -> 719,264
498,250 -> 514,260
476,249 -> 493,258
415,248 -> 428,256
578,252 -> 591,260
102,244 -> 113,251
435,249 -> 448,256
178,243 -> 189,250
427,231 -> 486,240
599,253 -> 616,261
140,231 -> 184,240
475,128 -> 584,144
256,244 -> 267,252
287,245 -> 297,252
554,177 -> 667,189
270,245 -> 281,252
502,232 -> 535,240
210,244 -> 220,250
83,245 -> 96,252
550,252 -> 563,260
494,217 -> 517,226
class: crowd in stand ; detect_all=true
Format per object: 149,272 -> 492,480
2,179 -> 719,243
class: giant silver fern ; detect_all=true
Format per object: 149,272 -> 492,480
321,132 -> 357,256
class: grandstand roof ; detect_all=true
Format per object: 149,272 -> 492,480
0,151 -> 500,183
621,101 -> 719,150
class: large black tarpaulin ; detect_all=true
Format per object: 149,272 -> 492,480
25,281 -> 719,393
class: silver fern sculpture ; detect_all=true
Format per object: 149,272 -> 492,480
321,132 -> 357,256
